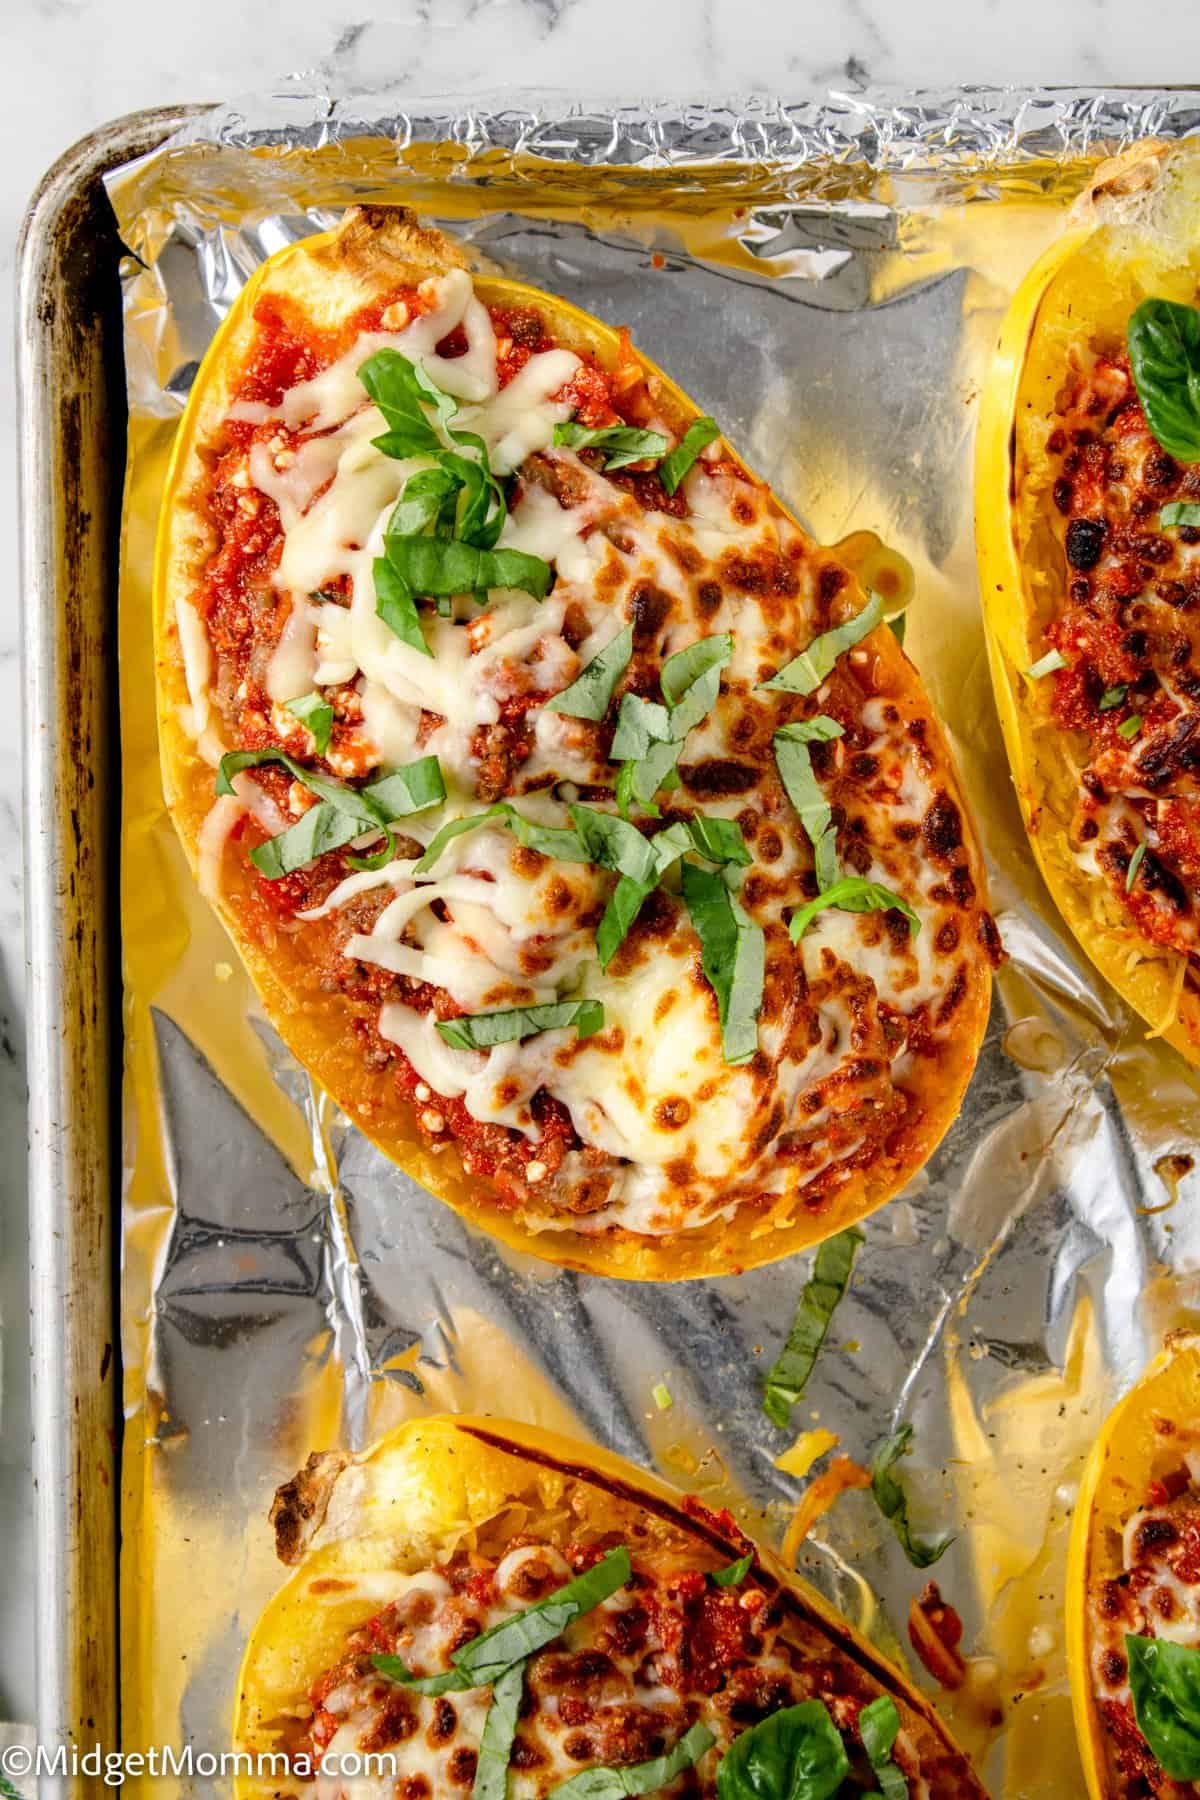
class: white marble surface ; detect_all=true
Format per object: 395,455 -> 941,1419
3,0 -> 1194,1735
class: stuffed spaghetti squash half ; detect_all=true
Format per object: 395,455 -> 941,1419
234,1414 -> 986,1798
1067,1333 -> 1200,1798
155,205 -> 998,1278
976,142 -> 1200,1064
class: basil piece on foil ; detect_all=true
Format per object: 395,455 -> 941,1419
762,1227 -> 863,1428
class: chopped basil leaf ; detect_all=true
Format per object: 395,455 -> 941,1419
615,760 -> 641,820
858,1696 -> 907,1800
762,1227 -> 863,1428
1025,648 -> 1068,679
452,1547 -> 631,1683
374,1548 -> 631,1697
676,814 -> 751,867
216,748 -> 396,873
1098,683 -> 1128,711
611,635 -> 732,808
359,347 -> 459,445
471,1660 -> 526,1800
384,536 -> 552,604
370,1659 -> 472,1696
568,804 -> 659,886
360,349 -> 510,549
365,758 -> 447,819
1127,298 -> 1200,465
1118,713 -> 1144,740
715,1701 -> 848,1800
869,1425 -> 954,1569
773,717 -> 845,893
549,1723 -> 716,1798
283,691 -> 334,756
387,464 -> 461,539
1125,1634 -> 1200,1781
437,999 -> 605,1052
1161,501 -> 1200,528
761,593 -> 883,695
789,876 -> 920,944
652,1381 -> 672,1411
374,556 -> 432,656
615,740 -> 680,811
660,416 -> 720,495
611,694 -> 672,760
1127,841 -> 1148,892
595,815 -> 749,968
553,421 -> 669,471
680,861 -> 764,1065
660,633 -> 734,734
413,802 -> 594,876
710,1552 -> 753,1588
544,624 -> 634,720
230,756 -> 446,881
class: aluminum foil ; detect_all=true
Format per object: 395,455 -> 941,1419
108,88 -> 1200,1798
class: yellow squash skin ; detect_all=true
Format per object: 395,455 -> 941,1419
155,208 -> 993,1280
232,1413 -> 988,1799
1067,1333 -> 1200,1799
975,143 -> 1200,1067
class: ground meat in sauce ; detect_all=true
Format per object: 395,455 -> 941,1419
1040,347 -> 1200,966
295,1539 -> 926,1793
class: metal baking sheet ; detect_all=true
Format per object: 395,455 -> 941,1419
16,102 -> 214,1798
48,87 -> 1200,1798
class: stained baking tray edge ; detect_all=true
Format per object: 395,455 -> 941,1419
15,103 -> 211,1794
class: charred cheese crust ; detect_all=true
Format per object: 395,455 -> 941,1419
233,1415 -> 987,1798
156,204 -> 995,1278
1068,1333 -> 1200,1799
976,141 -> 1200,1067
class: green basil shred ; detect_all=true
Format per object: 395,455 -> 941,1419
611,634 -> 732,808
552,422 -> 669,470
762,1228 -> 863,1428
471,1660 -> 527,1800
373,1545 -> 631,1694
680,862 -> 765,1066
547,1722 -> 716,1798
1098,684 -> 1128,711
1161,501 -> 1200,528
869,1425 -> 953,1569
659,416 -> 721,495
773,717 -> 844,893
358,348 -> 551,648
283,691 -> 334,755
710,1552 -> 754,1588
789,877 -> 920,944
596,815 -> 749,969
436,999 -> 605,1052
761,593 -> 883,695
858,1695 -> 908,1800
543,623 -> 634,719
216,749 -> 445,877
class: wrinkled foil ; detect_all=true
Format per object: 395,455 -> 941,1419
109,89 -> 1200,1798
